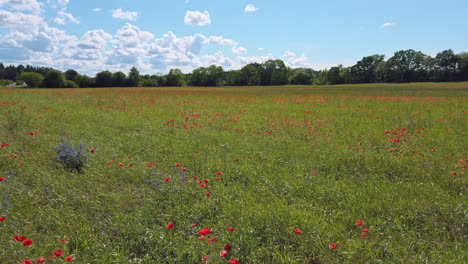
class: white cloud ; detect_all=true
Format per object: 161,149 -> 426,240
78,30 -> 112,49
0,0 -> 41,12
56,0 -> 68,6
232,46 -> 247,54
112,8 -> 138,21
381,22 -> 396,28
0,9 -> 44,31
282,51 -> 296,58
206,35 -> 235,45
258,48 -> 265,51
53,10 -> 79,25
244,4 -> 258,13
238,54 -> 274,64
184,10 -> 211,26
205,52 -> 234,68
93,8 -> 101,12
107,24 -> 154,65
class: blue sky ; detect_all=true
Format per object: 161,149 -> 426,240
1,0 -> 467,75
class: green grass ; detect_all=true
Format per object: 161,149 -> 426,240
0,83 -> 467,263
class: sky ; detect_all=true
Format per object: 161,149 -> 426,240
1,0 -> 467,75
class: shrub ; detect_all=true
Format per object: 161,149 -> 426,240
0,79 -> 14,86
42,70 -> 65,88
19,72 -> 44,88
64,80 -> 79,88
53,137 -> 89,173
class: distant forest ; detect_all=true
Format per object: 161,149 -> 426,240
1,49 -> 467,88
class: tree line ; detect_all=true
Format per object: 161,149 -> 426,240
1,49 -> 467,88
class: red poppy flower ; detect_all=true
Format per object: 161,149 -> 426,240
363,227 -> 369,233
23,239 -> 33,246
227,227 -> 234,232
198,236 -> 205,240
53,249 -> 64,257
329,243 -> 338,250
0,216 -> 6,221
128,163 -> 133,167
127,155 -> 131,159
294,228 -> 302,234
195,150 -> 199,153
191,224 -> 196,228
118,163 -> 124,167
202,256 -> 208,262
60,239 -> 68,243
224,244 -> 232,251
206,192 -> 211,197
89,148 -> 95,153
0,177 -> 3,181
36,257 -> 45,263
13,235 -> 27,242
166,222 -> 174,229
220,250 -> 229,257
21,260 -> 33,264
208,237 -> 216,244
229,259 -> 240,264
215,177 -> 221,181
204,179 -> 209,183
193,176 -> 198,180
147,162 -> 155,167
164,177 -> 171,182
356,220 -> 363,226
361,232 -> 367,237
199,184 -> 206,187
176,163 -> 181,167
451,172 -> 457,176
217,171 -> 223,175
198,227 -> 211,236
65,256 -> 73,262
182,167 -> 187,171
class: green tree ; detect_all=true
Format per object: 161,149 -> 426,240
75,74 -> 95,88
386,49 -> 430,82
350,55 -> 385,83
261,60 -> 289,85
95,71 -> 112,87
458,52 -> 468,81
42,69 -> 65,88
127,67 -> 141,87
290,68 -> 314,85
19,72 -> 44,88
64,69 -> 79,81
111,71 -> 127,87
327,65 -> 345,85
240,63 -> 262,86
433,49 -> 459,82
165,69 -> 186,86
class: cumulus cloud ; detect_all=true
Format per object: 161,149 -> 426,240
232,46 -> 247,54
0,0 -> 41,12
53,11 -> 79,25
0,9 -> 44,31
93,8 -> 101,12
107,24 -> 154,65
381,22 -> 396,28
112,8 -> 138,21
56,0 -> 68,6
184,10 -> 211,26
238,54 -> 274,64
282,50 -> 310,68
205,52 -> 234,68
244,4 -> 258,13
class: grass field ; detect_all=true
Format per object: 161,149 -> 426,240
0,83 -> 467,263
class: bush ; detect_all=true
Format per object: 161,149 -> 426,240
42,69 -> 65,88
19,72 -> 44,88
53,137 -> 89,173
64,80 -> 79,88
0,79 -> 14,86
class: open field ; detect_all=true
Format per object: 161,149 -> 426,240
0,83 -> 467,263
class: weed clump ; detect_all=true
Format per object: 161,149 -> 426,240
53,137 -> 89,173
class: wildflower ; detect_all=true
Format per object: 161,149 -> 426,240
356,220 -> 363,226
0,177 -> 3,181
202,256 -> 208,262
182,167 -> 187,171
217,171 -> 223,175
224,244 -> 232,251
118,163 -> 124,167
329,243 -> 338,250
60,239 -> 68,243
128,163 -> 133,167
204,179 -> 209,183
200,184 -> 206,187
36,257 -> 45,263
89,148 -> 95,153
363,227 -> 369,233
199,236 -> 205,240
21,260 -> 33,264
164,177 -> 171,182
220,250 -> 229,257
206,192 -> 211,197
215,177 -> 221,181
13,235 -> 27,242
176,163 -> 181,167
294,228 -> 302,234
166,222 -> 174,229
23,239 -> 33,246
193,176 -> 198,180
208,237 -> 216,244
65,256 -> 73,262
0,216 -> 6,221
147,162 -> 155,167
53,249 -> 64,257
229,259 -> 240,264
451,172 -> 457,176
361,232 -> 367,237
198,227 -> 211,236
227,227 -> 234,232
195,150 -> 199,153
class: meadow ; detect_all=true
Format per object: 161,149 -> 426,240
0,83 -> 467,264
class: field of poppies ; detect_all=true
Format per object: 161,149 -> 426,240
0,83 -> 467,263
